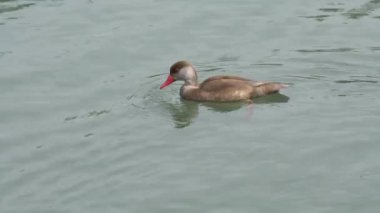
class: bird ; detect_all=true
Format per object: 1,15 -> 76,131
160,60 -> 288,102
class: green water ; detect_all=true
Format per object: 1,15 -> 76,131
1,0 -> 380,212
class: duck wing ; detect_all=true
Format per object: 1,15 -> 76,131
200,75 -> 265,91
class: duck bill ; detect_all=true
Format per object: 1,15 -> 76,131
160,75 -> 175,89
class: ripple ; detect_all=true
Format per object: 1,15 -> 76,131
217,55 -> 239,62
369,47 -> 380,51
286,75 -> 325,80
84,133 -> 94,137
335,79 -> 378,84
318,8 -> 344,12
64,116 -> 78,121
0,50 -> 12,58
0,3 -> 35,14
343,0 -> 380,19
63,110 -> 111,122
251,63 -> 283,66
87,110 -> 110,117
299,15 -> 330,21
296,48 -> 356,53
147,73 -> 167,78
350,75 -> 380,79
200,67 -> 223,72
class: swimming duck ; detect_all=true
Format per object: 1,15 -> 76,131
160,61 -> 288,102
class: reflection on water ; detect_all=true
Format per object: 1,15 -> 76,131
163,94 -> 289,128
253,93 -> 290,104
202,101 -> 246,113
161,100 -> 199,128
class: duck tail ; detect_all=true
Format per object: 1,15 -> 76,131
255,82 -> 288,97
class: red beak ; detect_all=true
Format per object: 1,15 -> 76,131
160,75 -> 175,89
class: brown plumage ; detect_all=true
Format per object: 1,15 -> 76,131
160,60 -> 288,102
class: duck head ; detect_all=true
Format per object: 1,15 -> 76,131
160,61 -> 198,89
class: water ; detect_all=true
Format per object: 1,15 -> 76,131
1,0 -> 380,212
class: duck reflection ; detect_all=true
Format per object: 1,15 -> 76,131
162,100 -> 199,128
163,93 -> 289,128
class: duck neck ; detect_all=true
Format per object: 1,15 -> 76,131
180,80 -> 199,100
184,79 -> 198,86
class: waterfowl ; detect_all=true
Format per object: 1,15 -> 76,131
160,60 -> 288,102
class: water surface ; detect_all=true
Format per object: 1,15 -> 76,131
1,0 -> 380,212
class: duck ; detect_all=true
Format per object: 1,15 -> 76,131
160,60 -> 288,102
